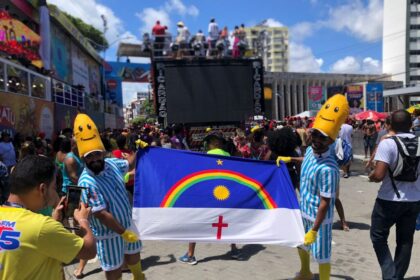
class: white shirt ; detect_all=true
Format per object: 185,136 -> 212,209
177,27 -> 190,42
208,22 -> 219,40
374,133 -> 420,202
339,124 -> 353,147
414,117 -> 420,128
0,141 -> 16,167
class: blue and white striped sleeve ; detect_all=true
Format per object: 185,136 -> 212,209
110,158 -> 129,175
79,178 -> 107,213
319,167 -> 338,198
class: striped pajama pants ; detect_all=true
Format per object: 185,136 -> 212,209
302,218 -> 333,264
96,235 -> 142,271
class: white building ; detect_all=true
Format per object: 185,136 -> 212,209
383,0 -> 420,86
245,21 -> 289,72
266,72 -> 397,119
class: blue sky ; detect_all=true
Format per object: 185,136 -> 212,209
47,0 -> 384,103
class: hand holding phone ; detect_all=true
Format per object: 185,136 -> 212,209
64,186 -> 85,218
74,203 -> 91,225
52,196 -> 66,222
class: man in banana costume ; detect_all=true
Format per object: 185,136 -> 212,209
74,113 -> 145,280
294,94 -> 349,280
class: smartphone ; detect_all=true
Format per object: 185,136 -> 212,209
64,186 -> 86,218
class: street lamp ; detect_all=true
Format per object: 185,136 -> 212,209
85,35 -> 134,114
86,35 -> 135,60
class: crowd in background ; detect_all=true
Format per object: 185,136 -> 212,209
1,110 -> 419,206
149,18 -> 249,59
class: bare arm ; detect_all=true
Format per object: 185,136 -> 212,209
74,204 -> 96,260
369,161 -> 389,182
64,157 -> 79,184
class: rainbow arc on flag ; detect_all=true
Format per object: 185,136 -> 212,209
133,147 -> 304,246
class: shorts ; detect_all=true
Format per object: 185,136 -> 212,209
363,136 -> 376,149
301,218 -> 333,263
96,235 -> 142,271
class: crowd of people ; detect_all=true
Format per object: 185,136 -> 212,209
149,18 -> 249,59
0,104 -> 419,279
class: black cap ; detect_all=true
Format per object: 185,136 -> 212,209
203,130 -> 225,143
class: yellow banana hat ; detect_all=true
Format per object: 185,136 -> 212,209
312,94 -> 349,140
73,113 -> 105,157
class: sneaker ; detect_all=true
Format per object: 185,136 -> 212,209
230,248 -> 243,260
178,253 -> 197,265
343,173 -> 349,178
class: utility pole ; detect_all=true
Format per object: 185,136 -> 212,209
101,14 -> 108,113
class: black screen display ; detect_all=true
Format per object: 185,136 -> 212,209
164,64 -> 255,123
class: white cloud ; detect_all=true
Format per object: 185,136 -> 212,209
325,0 -> 383,42
136,8 -> 171,35
165,0 -> 199,17
138,0 -> 199,35
362,57 -> 382,74
289,43 -> 323,73
47,0 -> 142,58
263,18 -> 284,28
290,0 -> 383,43
330,56 -> 360,73
290,22 -> 317,42
330,56 -> 382,74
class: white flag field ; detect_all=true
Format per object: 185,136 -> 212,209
132,147 -> 304,246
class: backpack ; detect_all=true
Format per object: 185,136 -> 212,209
335,137 -> 352,167
388,135 -> 420,198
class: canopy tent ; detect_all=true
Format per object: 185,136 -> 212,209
294,110 -> 318,118
354,110 -> 388,121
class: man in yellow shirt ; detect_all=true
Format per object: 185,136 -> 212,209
0,155 -> 96,279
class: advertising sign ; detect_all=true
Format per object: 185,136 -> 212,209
72,43 -> 90,94
89,63 -> 101,96
0,92 -> 54,139
366,83 -> 384,112
346,85 -> 364,115
327,85 -> 344,99
0,10 -> 42,67
308,86 -> 324,110
51,26 -> 71,83
54,103 -> 78,132
105,62 -> 150,107
107,62 -> 150,83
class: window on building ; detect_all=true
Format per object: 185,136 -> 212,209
53,80 -> 64,104
410,24 -> 420,30
273,38 -> 284,44
6,65 -> 28,95
53,79 -> 84,108
410,75 -> 420,80
30,74 -> 47,99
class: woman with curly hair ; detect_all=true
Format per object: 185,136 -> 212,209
267,127 -> 302,190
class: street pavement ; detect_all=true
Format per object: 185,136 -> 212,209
63,158 -> 420,280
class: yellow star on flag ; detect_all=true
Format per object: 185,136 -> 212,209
216,159 -> 223,166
